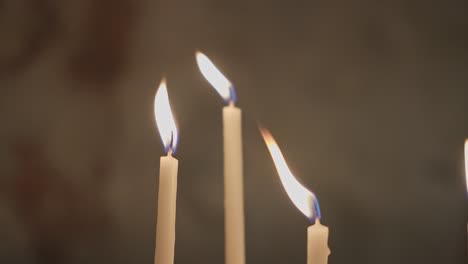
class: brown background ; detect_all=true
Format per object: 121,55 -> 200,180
1,0 -> 467,263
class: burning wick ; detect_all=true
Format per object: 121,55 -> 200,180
259,128 -> 321,222
153,79 -> 179,264
154,79 -> 178,154
313,197 -> 322,223
259,128 -> 330,264
196,51 -> 237,105
196,51 -> 245,264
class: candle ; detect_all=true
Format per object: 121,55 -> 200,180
154,80 -> 179,264
260,128 -> 330,264
465,139 -> 468,254
307,219 -> 330,264
196,51 -> 245,264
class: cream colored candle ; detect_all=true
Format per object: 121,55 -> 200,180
465,139 -> 468,191
153,80 -> 179,264
196,52 -> 245,264
261,128 -> 330,264
155,154 -> 178,264
464,139 -> 468,255
307,220 -> 330,264
223,104 -> 245,264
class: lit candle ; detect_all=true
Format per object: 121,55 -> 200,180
260,128 -> 330,264
196,51 -> 245,264
154,80 -> 179,264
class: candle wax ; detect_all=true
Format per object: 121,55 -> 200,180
154,155 -> 178,264
307,220 -> 330,264
223,105 -> 245,264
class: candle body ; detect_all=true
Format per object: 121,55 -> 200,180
154,156 -> 179,264
307,221 -> 330,264
223,106 -> 245,264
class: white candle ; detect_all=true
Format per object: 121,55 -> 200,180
223,104 -> 245,264
260,128 -> 330,264
154,80 -> 179,264
464,139 -> 468,254
155,154 -> 178,264
196,52 -> 245,264
307,219 -> 330,264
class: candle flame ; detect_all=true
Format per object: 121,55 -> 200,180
154,79 -> 178,154
260,128 -> 320,221
465,139 -> 468,192
195,51 -> 236,104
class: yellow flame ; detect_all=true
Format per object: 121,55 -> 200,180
195,51 -> 232,101
260,128 -> 314,219
465,139 -> 468,191
154,80 -> 178,152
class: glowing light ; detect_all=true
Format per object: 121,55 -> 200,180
465,139 -> 468,192
195,51 -> 236,103
154,80 -> 178,154
260,128 -> 320,221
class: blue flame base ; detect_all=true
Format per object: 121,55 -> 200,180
224,85 -> 237,105
308,195 -> 322,224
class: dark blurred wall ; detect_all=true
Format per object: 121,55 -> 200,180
1,0 -> 467,264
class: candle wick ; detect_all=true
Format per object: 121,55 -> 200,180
229,100 -> 235,107
167,131 -> 175,157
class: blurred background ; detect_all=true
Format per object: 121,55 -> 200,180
1,0 -> 468,263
